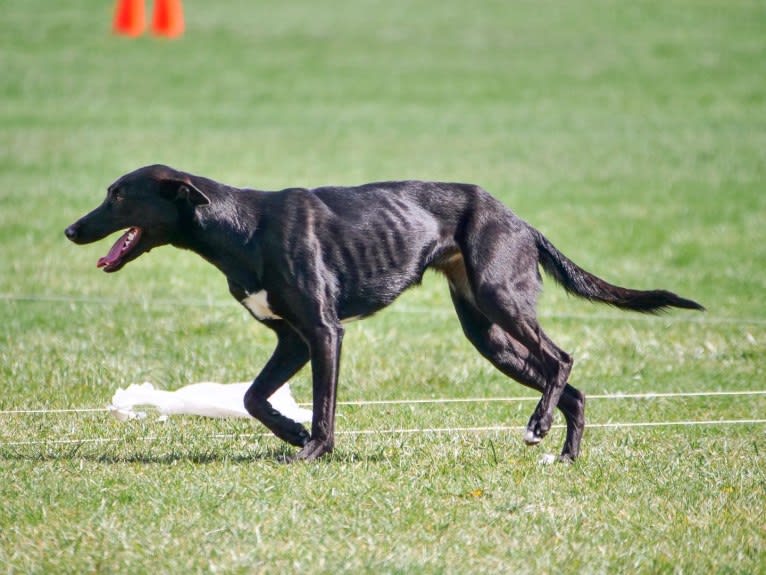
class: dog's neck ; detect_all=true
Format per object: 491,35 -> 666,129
176,190 -> 266,290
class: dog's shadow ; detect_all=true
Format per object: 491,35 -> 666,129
0,444 -> 386,466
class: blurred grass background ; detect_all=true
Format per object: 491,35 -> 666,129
1,1 -> 764,572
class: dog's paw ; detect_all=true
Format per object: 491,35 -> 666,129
556,453 -> 576,464
523,428 -> 543,446
524,412 -> 553,445
288,438 -> 334,462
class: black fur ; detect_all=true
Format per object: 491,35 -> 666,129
65,164 -> 704,462
532,229 -> 705,313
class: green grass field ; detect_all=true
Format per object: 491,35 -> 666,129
1,0 -> 765,572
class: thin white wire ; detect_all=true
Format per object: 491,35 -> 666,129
2,418 -> 765,448
341,419 -> 766,434
2,389 -> 764,415
0,408 -> 110,415
2,292 -> 764,325
3,299 -> 762,445
335,390 -> 766,407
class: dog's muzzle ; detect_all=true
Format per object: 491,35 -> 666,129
64,223 -> 83,243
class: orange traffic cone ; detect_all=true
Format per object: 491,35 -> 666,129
152,0 -> 185,38
113,0 -> 146,36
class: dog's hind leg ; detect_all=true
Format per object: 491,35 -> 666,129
243,321 -> 312,448
455,220 -> 578,453
477,304 -> 573,451
448,275 -> 584,460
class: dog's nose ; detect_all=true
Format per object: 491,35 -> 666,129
64,224 -> 79,241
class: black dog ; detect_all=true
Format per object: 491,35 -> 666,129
65,165 -> 703,462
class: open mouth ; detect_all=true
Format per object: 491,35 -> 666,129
97,227 -> 143,272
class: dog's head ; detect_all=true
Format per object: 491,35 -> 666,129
64,164 -> 210,272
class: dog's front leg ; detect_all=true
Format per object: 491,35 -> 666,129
290,324 -> 344,462
244,322 -> 312,447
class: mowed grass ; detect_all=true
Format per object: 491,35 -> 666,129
1,0 -> 765,573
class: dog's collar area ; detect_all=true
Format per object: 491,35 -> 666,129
97,227 -> 143,272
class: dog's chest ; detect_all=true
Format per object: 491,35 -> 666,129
241,290 -> 282,321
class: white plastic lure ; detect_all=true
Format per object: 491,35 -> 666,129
109,381 -> 312,422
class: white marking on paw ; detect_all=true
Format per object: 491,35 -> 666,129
524,429 -> 541,445
242,290 -> 282,320
539,453 -> 556,465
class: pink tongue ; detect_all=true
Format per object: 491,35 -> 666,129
97,229 -> 134,268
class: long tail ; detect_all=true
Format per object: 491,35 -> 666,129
532,228 -> 705,314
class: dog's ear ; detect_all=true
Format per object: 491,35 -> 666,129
160,178 -> 211,206
177,181 -> 210,206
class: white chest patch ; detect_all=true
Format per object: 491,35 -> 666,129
242,290 -> 282,321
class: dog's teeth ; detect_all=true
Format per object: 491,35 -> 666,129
120,230 -> 137,252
